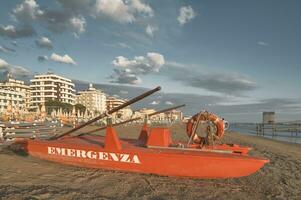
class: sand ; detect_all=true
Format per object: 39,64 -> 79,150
0,123 -> 301,200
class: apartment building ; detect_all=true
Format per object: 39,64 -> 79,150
75,84 -> 106,113
0,77 -> 31,110
137,108 -> 183,122
0,88 -> 25,112
164,110 -> 183,122
106,96 -> 132,120
30,73 -> 75,107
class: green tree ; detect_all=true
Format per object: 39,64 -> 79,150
45,100 -> 86,115
75,103 -> 86,113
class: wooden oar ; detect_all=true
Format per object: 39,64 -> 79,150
76,104 -> 186,137
52,86 -> 161,139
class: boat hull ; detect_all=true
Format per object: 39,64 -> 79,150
21,136 -> 268,179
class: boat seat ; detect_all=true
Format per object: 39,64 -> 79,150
146,128 -> 173,147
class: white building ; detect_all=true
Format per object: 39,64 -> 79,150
165,110 -> 183,122
106,96 -> 126,110
106,96 -> 132,120
75,84 -> 106,113
263,112 -> 275,124
30,73 -> 75,107
0,88 -> 25,112
137,108 -> 183,123
0,77 -> 31,110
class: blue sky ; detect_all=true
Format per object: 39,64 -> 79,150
0,0 -> 301,122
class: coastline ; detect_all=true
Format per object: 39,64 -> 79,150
230,124 -> 301,145
0,124 -> 300,199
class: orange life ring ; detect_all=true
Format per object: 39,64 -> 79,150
186,111 -> 225,144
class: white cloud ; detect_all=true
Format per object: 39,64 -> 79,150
104,42 -> 131,49
147,52 -> 165,71
120,90 -> 129,94
145,24 -> 158,37
130,0 -> 153,17
10,0 -> 87,37
50,53 -> 77,65
41,10 -> 87,37
0,25 -> 35,38
112,52 -> 165,74
117,42 -> 131,48
111,52 -> 164,84
165,61 -> 187,68
94,0 -> 153,23
165,101 -> 174,105
150,100 -> 160,105
37,55 -> 48,62
113,56 -> 135,68
13,0 -> 44,23
35,37 -> 53,49
0,58 -> 31,78
257,41 -> 269,46
7,0 -> 153,39
95,0 -> 135,23
177,5 -> 196,26
0,45 -> 15,53
69,16 -> 86,35
110,68 -> 141,84
1,25 -> 15,34
0,58 -> 8,67
11,41 -> 18,46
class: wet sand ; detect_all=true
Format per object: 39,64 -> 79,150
0,124 -> 301,200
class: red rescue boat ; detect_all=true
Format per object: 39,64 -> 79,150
12,86 -> 268,179
18,127 -> 267,179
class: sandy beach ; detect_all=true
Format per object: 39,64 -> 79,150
0,124 -> 301,200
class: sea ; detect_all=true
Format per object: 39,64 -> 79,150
230,123 -> 301,144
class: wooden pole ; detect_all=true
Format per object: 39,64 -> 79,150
76,104 -> 185,136
256,124 -> 259,136
53,86 -> 161,139
187,112 -> 202,146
